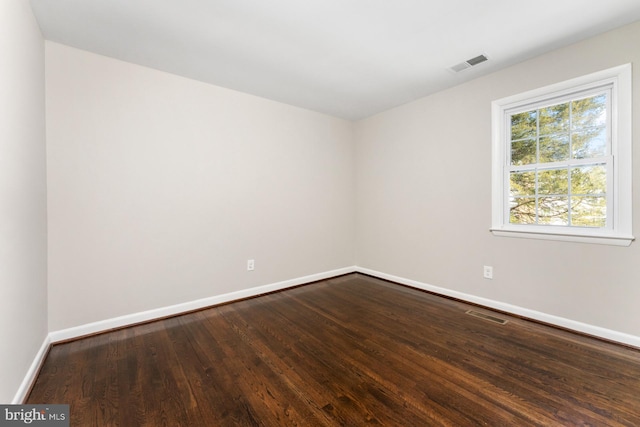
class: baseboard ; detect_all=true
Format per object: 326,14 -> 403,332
12,335 -> 51,404
49,266 -> 357,343
356,267 -> 640,349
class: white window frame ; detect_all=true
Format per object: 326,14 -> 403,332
491,64 -> 634,246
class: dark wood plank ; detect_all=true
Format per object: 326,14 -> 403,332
27,273 -> 640,426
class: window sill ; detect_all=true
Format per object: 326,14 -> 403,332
490,228 -> 635,247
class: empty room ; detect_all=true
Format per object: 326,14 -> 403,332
2,0 -> 640,425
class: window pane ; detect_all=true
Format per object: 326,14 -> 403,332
510,197 -> 536,224
539,135 -> 569,162
572,127 -> 606,159
538,168 -> 568,195
493,66 -> 629,240
538,197 -> 569,225
571,165 -> 606,195
511,138 -> 536,165
539,103 -> 569,136
511,111 -> 537,140
510,171 -> 535,196
571,196 -> 606,227
571,94 -> 607,130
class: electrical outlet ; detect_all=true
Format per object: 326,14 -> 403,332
483,265 -> 493,279
247,259 -> 255,271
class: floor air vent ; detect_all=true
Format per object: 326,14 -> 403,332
465,310 -> 508,325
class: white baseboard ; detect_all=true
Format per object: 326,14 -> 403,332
12,335 -> 51,404
49,266 -> 357,343
356,267 -> 640,349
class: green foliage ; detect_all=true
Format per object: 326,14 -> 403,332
508,94 -> 607,227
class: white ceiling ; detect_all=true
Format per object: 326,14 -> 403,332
30,0 -> 640,120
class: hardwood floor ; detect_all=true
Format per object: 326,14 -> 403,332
27,273 -> 640,426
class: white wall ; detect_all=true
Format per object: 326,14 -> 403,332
355,21 -> 640,338
46,42 -> 355,331
0,0 -> 48,403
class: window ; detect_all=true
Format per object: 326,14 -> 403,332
491,64 -> 633,246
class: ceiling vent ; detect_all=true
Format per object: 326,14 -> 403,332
449,54 -> 488,73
